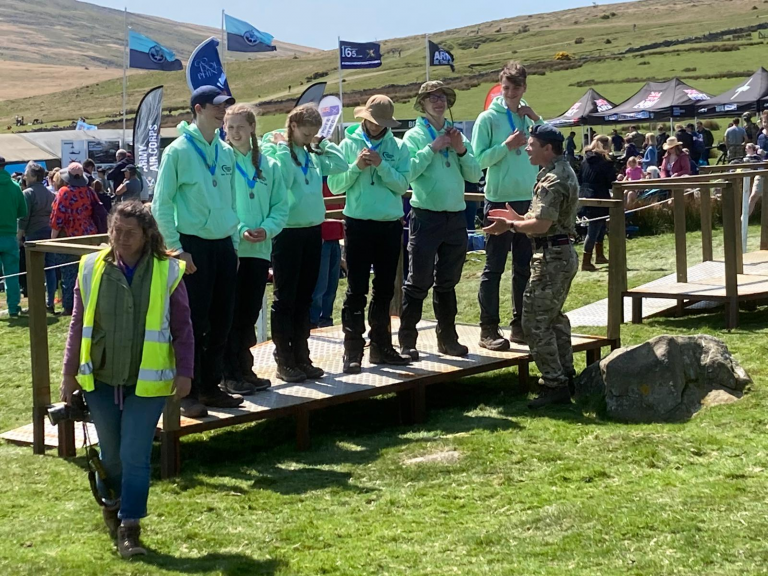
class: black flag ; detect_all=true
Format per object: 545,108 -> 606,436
428,40 -> 455,72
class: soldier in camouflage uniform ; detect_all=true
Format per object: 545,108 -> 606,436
484,124 -> 579,409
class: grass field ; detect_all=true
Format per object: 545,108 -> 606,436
1,226 -> 767,575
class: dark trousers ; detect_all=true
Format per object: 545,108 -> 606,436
342,217 -> 402,353
478,200 -> 532,328
223,257 -> 270,379
399,209 -> 467,347
271,226 -> 322,365
179,234 -> 238,398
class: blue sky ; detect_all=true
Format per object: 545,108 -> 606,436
92,0 -> 626,50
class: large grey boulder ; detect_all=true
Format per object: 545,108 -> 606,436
574,334 -> 751,422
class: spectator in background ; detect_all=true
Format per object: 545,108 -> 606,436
96,167 -> 109,193
696,121 -> 714,161
93,180 -> 113,214
660,137 -> 692,177
0,155 -> 27,317
725,117 -> 747,162
17,162 -> 57,314
624,156 -> 643,181
757,122 -> 768,156
686,124 -> 704,165
115,165 -> 142,204
82,159 -> 97,185
743,112 -> 760,144
610,129 -> 624,153
50,162 -> 100,315
627,125 -> 645,149
656,125 -> 669,155
579,135 -> 615,272
675,123 -> 694,153
310,180 -> 343,329
621,135 -> 640,162
642,133 -> 658,170
107,149 -> 132,191
565,131 -> 577,158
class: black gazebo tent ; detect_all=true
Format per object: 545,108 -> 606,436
547,88 -> 618,127
594,78 -> 713,121
696,68 -> 768,117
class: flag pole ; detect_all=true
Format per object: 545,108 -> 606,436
338,36 -> 344,137
221,10 -> 227,76
122,7 -> 127,147
425,33 -> 430,81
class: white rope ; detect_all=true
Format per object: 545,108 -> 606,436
0,259 -> 79,282
578,189 -> 698,225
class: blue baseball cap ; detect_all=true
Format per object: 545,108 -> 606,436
190,86 -> 235,109
530,123 -> 565,145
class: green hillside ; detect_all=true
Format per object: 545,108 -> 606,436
2,0 -> 768,132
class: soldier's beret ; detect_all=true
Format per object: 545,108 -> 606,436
530,123 -> 565,145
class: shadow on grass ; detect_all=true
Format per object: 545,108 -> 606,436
642,302 -> 768,333
169,371 -> 529,495
0,313 -> 61,328
136,551 -> 285,575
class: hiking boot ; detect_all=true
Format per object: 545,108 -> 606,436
46,305 -> 59,316
400,346 -> 420,362
528,386 -> 572,409
582,251 -> 597,272
102,502 -> 120,539
437,339 -> 469,357
276,364 -> 307,383
200,388 -> 244,408
479,325 -> 510,351
117,523 -> 147,558
369,343 -> 411,365
297,362 -> 325,379
179,397 -> 208,418
595,242 -> 609,265
241,372 -> 272,391
343,352 -> 363,374
510,321 -> 527,344
221,378 -> 256,396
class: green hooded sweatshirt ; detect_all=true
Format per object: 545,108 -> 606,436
152,121 -> 239,252
327,124 -> 410,221
262,133 -> 347,228
403,117 -> 482,213
471,96 -> 543,203
0,170 -> 26,236
232,148 -> 289,260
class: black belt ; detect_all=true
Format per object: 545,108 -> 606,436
533,235 -> 571,249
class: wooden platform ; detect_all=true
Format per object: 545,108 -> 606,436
2,321 -> 613,476
626,250 -> 768,326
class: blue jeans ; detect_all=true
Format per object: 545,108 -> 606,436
84,382 -> 167,520
310,240 -> 341,327
52,252 -> 78,313
584,221 -> 607,253
0,235 -> 21,314
26,228 -> 57,307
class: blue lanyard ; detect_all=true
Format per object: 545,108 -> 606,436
236,154 -> 263,190
505,107 -> 519,134
184,134 -> 218,177
361,129 -> 384,152
300,149 -> 313,181
423,118 -> 450,161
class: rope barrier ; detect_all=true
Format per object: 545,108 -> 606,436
0,259 -> 79,283
578,189 -> 698,225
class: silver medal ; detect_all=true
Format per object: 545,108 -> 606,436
212,178 -> 218,187
515,149 -> 522,156
304,177 -> 309,185
445,161 -> 451,168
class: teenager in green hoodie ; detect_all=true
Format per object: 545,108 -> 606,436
221,103 -> 289,396
398,81 -> 482,360
152,86 -> 241,417
327,95 -> 412,374
472,61 -> 543,352
262,104 -> 347,382
0,157 -> 27,317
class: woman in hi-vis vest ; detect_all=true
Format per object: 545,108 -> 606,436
60,201 -> 193,559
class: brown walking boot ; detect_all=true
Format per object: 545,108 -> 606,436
117,522 -> 147,558
595,242 -> 609,265
581,251 -> 597,272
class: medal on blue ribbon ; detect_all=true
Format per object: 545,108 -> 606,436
423,118 -> 452,168
185,134 -> 220,186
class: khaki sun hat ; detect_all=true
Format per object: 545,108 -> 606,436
414,80 -> 457,112
354,95 -> 400,128
663,136 -> 683,150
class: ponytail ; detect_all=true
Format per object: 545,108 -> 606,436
224,103 -> 262,179
286,103 -> 324,167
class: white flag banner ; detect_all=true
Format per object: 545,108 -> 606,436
318,95 -> 343,139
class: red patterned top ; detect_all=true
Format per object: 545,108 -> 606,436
50,186 -> 98,238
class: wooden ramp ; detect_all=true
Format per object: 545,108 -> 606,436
627,250 -> 768,325
2,321 -> 613,476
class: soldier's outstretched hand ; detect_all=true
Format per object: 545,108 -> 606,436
488,202 -> 523,224
482,220 -> 511,236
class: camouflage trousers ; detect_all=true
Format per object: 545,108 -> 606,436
522,244 -> 578,389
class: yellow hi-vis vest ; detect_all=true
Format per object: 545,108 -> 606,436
77,248 -> 186,397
